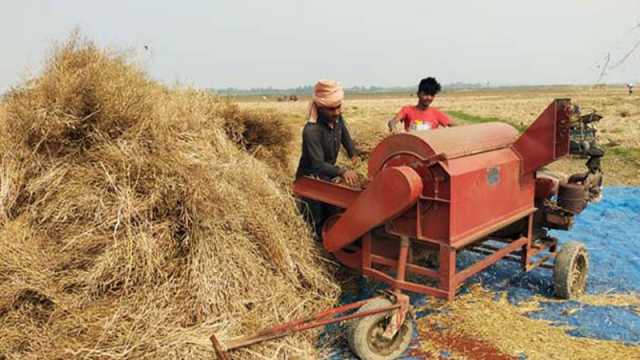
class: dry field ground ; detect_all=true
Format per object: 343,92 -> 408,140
239,86 -> 640,186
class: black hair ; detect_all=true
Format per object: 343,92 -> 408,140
418,77 -> 441,95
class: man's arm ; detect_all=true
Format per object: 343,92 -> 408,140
388,108 -> 406,132
303,126 -> 344,179
439,109 -> 456,127
337,120 -> 360,186
340,119 -> 357,159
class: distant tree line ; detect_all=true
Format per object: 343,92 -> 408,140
212,82 -> 488,96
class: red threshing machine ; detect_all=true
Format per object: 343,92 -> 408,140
211,99 -> 604,360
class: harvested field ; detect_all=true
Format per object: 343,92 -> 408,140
0,36 -> 340,359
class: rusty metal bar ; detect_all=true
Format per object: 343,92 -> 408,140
526,253 -> 556,271
472,243 -> 502,252
221,304 -> 399,351
439,245 -> 457,301
467,247 -> 503,257
362,267 -> 451,298
455,236 -> 529,285
467,247 -> 554,270
362,232 -> 372,269
371,254 -> 440,279
471,240 -> 548,257
396,237 -> 410,285
522,213 -> 534,271
487,237 -> 515,243
292,176 -> 360,209
252,297 -> 371,336
212,296 -> 399,356
526,244 -> 547,258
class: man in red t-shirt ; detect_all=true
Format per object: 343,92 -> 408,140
388,77 -> 455,132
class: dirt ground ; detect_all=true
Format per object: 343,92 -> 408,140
238,86 -> 640,359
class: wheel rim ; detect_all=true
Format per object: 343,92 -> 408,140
570,251 -> 588,296
366,316 -> 409,356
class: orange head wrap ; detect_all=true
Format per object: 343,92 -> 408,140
307,79 -> 344,123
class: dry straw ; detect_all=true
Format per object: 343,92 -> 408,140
0,34 -> 338,359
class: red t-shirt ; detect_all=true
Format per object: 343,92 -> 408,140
397,106 -> 451,131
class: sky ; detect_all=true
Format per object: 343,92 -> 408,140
1,0 -> 639,91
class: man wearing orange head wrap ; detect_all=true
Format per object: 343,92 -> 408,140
296,80 -> 359,239
307,79 -> 345,123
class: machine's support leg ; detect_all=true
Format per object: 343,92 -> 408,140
439,245 -> 457,301
382,236 -> 411,340
395,236 -> 410,285
521,213 -> 534,271
362,232 -> 372,269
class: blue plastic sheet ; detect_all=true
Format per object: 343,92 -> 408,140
529,301 -> 640,342
552,187 -> 640,294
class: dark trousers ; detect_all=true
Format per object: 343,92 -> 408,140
297,197 -> 338,241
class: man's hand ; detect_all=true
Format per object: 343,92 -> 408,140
387,119 -> 397,133
351,156 -> 359,166
342,170 -> 358,187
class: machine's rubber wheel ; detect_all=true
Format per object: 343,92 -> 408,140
554,241 -> 589,299
347,298 -> 413,360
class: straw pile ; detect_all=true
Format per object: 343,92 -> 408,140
0,35 -> 338,359
221,104 -> 293,174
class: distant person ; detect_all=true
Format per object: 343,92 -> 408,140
388,77 -> 455,132
295,79 -> 359,238
626,83 -> 634,95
